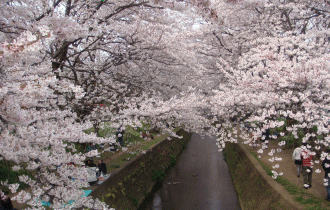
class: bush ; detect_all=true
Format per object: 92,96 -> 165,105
282,133 -> 297,148
151,169 -> 166,182
169,155 -> 176,166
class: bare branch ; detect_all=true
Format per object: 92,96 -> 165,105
212,31 -> 233,53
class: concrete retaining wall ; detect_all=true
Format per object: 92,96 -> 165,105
90,129 -> 192,210
224,142 -> 302,210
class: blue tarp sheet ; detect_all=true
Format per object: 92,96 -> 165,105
41,190 -> 92,207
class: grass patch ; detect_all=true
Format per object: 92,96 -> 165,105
300,198 -> 321,205
99,128 -> 181,173
0,160 -> 34,194
95,125 -> 179,173
139,136 -> 165,151
101,133 -> 169,172
111,164 -> 121,169
295,196 -> 304,202
304,204 -> 327,210
108,152 -> 138,172
285,184 -> 300,195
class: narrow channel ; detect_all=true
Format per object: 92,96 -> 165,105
139,133 -> 241,210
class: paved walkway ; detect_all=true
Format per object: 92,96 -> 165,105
249,139 -> 327,199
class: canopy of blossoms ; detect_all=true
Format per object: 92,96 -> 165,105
1,0 -> 330,209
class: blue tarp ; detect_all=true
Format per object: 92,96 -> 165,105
41,190 -> 92,207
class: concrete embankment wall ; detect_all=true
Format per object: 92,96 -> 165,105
90,129 -> 192,210
224,142 -> 301,210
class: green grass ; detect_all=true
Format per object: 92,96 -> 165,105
90,121 -> 172,163
139,136 -> 165,150
85,121 -> 153,141
0,160 -> 34,194
300,198 -> 321,205
99,127 -> 181,173
285,184 -> 299,195
107,153 -> 138,172
99,133 -> 170,172
304,204 -> 327,210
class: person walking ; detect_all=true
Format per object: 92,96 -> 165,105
301,143 -> 314,189
292,145 -> 303,177
261,128 -> 270,149
322,149 -> 330,201
116,127 -> 124,147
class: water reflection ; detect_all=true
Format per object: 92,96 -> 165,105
152,192 -> 163,210
139,134 -> 240,210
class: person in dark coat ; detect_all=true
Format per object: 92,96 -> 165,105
116,128 -> 124,147
86,159 -> 96,167
97,159 -> 107,177
261,128 -> 270,149
0,194 -> 15,210
322,149 -> 330,201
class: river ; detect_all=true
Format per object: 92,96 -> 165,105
139,133 -> 241,210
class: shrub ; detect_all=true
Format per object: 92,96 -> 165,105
151,169 -> 166,182
169,155 -> 176,166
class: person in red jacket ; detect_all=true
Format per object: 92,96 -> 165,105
301,143 -> 314,189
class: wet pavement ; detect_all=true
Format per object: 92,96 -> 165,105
140,133 -> 241,210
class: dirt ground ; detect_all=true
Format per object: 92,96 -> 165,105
250,139 -> 327,199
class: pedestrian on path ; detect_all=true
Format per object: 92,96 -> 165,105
261,128 -> 270,149
301,143 -> 314,189
322,149 -> 330,201
292,145 -> 303,177
116,127 -> 124,147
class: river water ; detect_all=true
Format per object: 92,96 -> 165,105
139,133 -> 241,210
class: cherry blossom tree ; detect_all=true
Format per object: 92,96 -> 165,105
2,0 -> 330,208
0,18 -> 114,208
0,0 -> 217,209
202,0 -> 330,180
